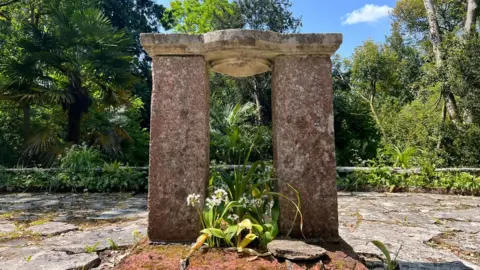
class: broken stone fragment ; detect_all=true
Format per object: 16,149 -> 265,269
267,240 -> 327,261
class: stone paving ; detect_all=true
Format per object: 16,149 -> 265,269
0,192 -> 479,269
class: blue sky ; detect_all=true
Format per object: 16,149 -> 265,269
155,0 -> 397,57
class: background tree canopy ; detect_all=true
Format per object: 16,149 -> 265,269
1,0 -> 480,173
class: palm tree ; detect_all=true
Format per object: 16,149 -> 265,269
1,0 -> 137,165
32,0 -> 136,143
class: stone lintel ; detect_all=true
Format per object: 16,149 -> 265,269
140,29 -> 342,77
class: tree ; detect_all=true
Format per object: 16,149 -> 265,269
99,0 -> 172,129
0,0 -> 52,145
233,0 -> 301,124
332,55 -> 380,165
349,40 -> 400,137
168,0 -> 242,33
25,0 -> 137,143
237,0 -> 301,32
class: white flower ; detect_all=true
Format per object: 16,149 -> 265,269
253,198 -> 263,207
239,196 -> 248,208
213,189 -> 228,202
206,197 -> 222,209
186,194 -> 201,207
228,214 -> 239,221
267,199 -> 275,215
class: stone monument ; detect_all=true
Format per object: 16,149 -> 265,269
140,29 -> 342,242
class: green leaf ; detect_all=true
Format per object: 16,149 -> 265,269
370,240 -> 392,264
200,228 -> 225,239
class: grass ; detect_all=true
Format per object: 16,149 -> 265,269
84,242 -> 101,253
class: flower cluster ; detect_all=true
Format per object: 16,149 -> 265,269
213,189 -> 228,201
239,196 -> 263,208
227,214 -> 239,221
205,188 -> 229,209
187,193 -> 201,207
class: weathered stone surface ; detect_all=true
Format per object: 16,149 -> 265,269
140,29 -> 342,77
1,192 -> 479,269
0,251 -> 100,270
272,55 -> 338,240
0,193 -> 147,223
267,240 -> 327,260
338,192 -> 480,269
0,222 -> 16,234
28,222 -> 78,236
434,208 -> 480,222
148,56 -> 209,242
42,220 -> 146,253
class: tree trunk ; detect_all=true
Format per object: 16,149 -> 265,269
423,0 -> 463,126
22,104 -> 30,144
66,103 -> 82,144
253,91 -> 262,124
437,100 -> 447,149
250,77 -> 263,124
423,0 -> 443,65
444,88 -> 462,125
368,81 -> 385,137
465,0 -> 478,36
463,0 -> 478,124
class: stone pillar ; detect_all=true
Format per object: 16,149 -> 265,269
272,55 -> 339,240
148,56 -> 210,242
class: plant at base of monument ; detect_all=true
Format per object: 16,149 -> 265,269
132,230 -> 143,244
369,240 -> 402,270
187,145 -> 304,256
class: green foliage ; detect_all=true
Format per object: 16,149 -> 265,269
210,102 -> 272,164
236,0 -> 301,33
338,167 -> 480,196
188,146 -> 302,253
84,242 -> 100,253
0,145 -> 147,192
107,238 -> 119,250
370,240 -> 401,270
59,144 -> 104,172
168,0 -> 242,33
0,0 -> 152,167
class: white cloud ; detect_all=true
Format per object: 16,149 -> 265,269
342,4 -> 393,25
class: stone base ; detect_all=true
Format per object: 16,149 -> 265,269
116,239 -> 368,270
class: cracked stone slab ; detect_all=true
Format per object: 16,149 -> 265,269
0,250 -> 100,270
1,192 -> 479,269
439,220 -> 480,234
437,231 -> 480,254
434,209 -> 480,222
28,222 -> 78,236
89,209 -> 148,220
42,220 -> 147,254
398,261 -> 474,269
0,193 -> 147,223
339,221 -> 478,269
